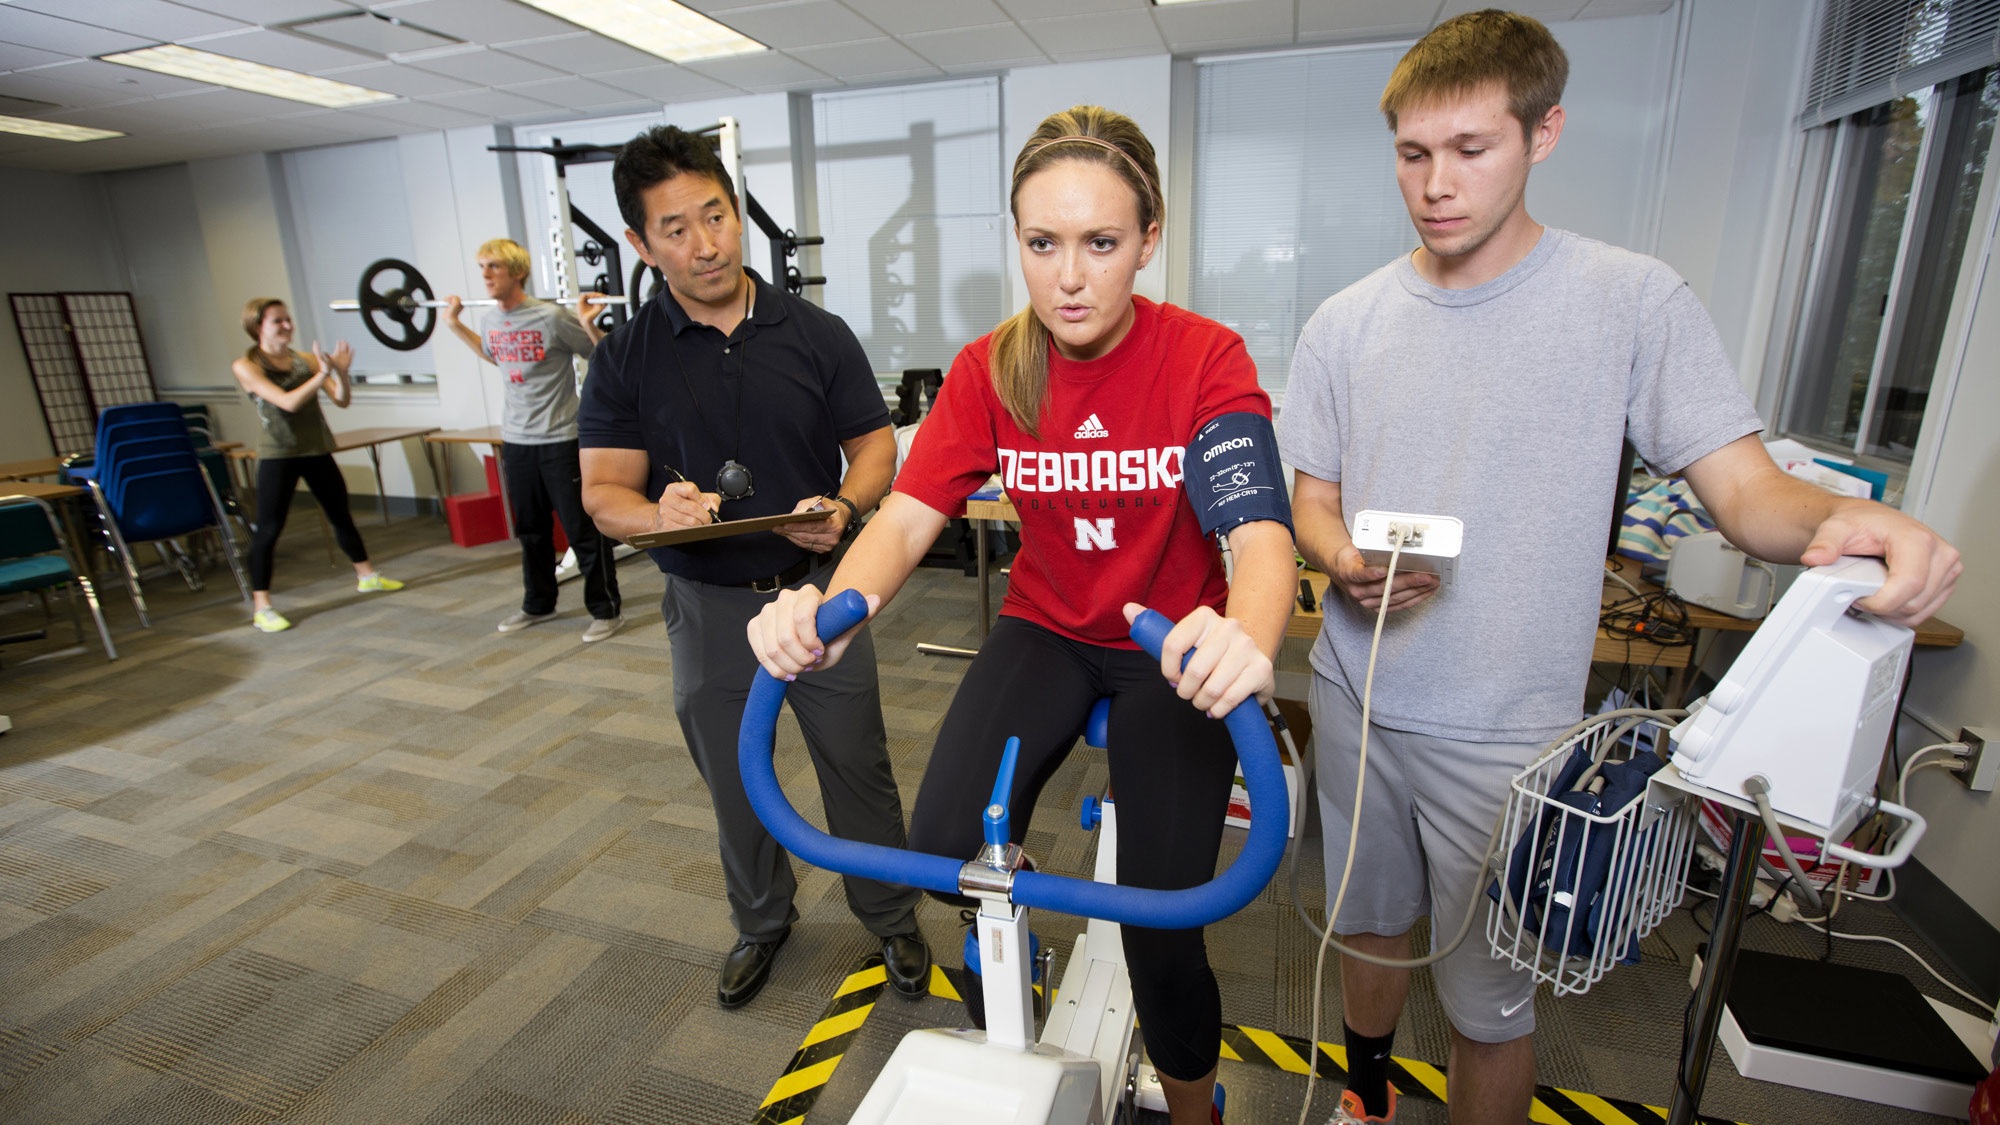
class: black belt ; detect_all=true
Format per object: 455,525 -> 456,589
723,555 -> 817,593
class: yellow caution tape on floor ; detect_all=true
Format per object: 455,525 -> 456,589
1217,1023 -> 1747,1125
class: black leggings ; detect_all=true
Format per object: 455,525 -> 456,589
907,616 -> 1240,1081
248,454 -> 368,591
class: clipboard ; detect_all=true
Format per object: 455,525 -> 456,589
626,506 -> 834,548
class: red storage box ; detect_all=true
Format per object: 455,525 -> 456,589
445,454 -> 509,547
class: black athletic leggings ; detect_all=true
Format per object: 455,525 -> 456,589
247,454 -> 368,591
907,616 -> 1240,1082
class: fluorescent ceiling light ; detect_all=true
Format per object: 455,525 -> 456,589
99,45 -> 398,108
0,115 -> 124,142
519,0 -> 766,64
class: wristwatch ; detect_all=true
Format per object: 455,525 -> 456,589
828,494 -> 861,539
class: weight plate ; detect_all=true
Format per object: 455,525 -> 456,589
357,257 -> 436,352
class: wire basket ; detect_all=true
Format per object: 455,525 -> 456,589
1486,716 -> 1696,996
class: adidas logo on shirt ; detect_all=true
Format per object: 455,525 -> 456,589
1073,413 -> 1109,439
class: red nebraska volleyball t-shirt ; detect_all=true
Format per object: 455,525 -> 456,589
896,297 -> 1269,648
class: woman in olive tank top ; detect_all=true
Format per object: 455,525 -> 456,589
231,298 -> 404,633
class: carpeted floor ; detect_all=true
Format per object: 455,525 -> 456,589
0,504 -> 1984,1124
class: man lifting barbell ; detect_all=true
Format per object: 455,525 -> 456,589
327,259 -> 629,352
437,238 -> 622,642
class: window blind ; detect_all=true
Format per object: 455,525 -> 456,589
1801,0 -> 2000,127
1191,45 -> 1413,403
282,139 -> 434,376
811,78 -> 1006,375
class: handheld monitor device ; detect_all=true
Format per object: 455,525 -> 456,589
1351,509 -> 1463,584
1668,556 -> 1913,842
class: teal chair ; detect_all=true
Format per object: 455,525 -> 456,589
0,494 -> 116,661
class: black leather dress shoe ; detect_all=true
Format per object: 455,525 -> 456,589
717,930 -> 787,1010
882,932 -> 931,999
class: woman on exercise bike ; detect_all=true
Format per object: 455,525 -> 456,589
747,105 -> 1296,1125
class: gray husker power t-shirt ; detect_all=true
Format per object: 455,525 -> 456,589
479,296 -> 598,444
1279,229 -> 1763,743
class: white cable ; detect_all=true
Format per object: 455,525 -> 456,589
1798,920 -> 1998,1020
1297,533 -> 1403,1125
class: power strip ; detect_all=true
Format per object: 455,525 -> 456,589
1351,509 -> 1463,584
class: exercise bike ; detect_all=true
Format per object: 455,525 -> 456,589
740,592 -> 1290,1125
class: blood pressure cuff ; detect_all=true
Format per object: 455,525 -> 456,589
1186,412 -> 1293,540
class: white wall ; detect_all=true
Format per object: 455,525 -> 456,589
0,168 -> 133,460
1534,12 -> 1679,253
1647,0 -> 1816,386
1003,55 -> 1174,312
1900,198 -> 2000,929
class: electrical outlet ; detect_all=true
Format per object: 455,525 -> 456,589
1956,726 -> 1996,792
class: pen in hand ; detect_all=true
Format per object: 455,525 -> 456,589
664,465 -> 721,524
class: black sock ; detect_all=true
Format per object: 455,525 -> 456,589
1344,1023 -> 1395,1117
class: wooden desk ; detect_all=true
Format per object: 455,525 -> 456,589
424,426 -> 505,498
330,426 -> 443,525
917,493 -> 1018,658
0,457 -> 65,481
0,480 -> 83,502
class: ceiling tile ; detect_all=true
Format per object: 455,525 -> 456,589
369,0 -> 584,44
1296,0 -> 1439,38
421,86 -> 566,117
0,7 -> 156,56
404,45 -> 564,85
682,0 -> 810,10
594,63 -> 738,102
8,0 -> 249,43
57,87 -> 312,129
997,0 -> 1145,20
314,61 -> 475,96
903,23 -> 1049,70
0,70 -> 183,111
286,10 -> 462,54
707,2 -> 880,51
341,98 -> 483,127
0,42 -> 71,72
181,27 -> 385,73
501,75 -> 654,111
839,0 -> 1011,36
175,0 -> 367,20
491,33 -> 659,74
1438,0 -> 1586,17
1021,10 -> 1164,59
679,50 -> 830,93
1575,0 -> 1675,16
1153,0 -> 1296,50
2,58 -> 214,103
200,116 -> 354,150
784,37 -> 938,81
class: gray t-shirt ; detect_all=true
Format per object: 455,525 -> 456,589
479,297 -> 596,444
1279,228 -> 1762,742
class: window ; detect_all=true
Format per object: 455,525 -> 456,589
1189,45 -> 1414,403
810,78 -> 1007,375
1776,1 -> 2000,466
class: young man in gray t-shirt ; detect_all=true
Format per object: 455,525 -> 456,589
1278,13 -> 1961,1125
445,238 -> 622,642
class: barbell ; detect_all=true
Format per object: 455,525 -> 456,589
327,258 -> 631,352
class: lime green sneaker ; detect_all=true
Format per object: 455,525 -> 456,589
356,574 -> 404,592
252,608 -> 292,633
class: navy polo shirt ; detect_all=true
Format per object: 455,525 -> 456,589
578,269 -> 889,585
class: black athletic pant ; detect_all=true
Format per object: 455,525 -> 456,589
907,616 -> 1240,1082
500,439 -> 620,620
248,453 -> 368,591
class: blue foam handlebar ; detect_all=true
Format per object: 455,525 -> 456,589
738,597 -> 1288,928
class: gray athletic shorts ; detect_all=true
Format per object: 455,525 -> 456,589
1311,673 -> 1547,1042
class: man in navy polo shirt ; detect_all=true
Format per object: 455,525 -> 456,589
577,125 -> 929,1011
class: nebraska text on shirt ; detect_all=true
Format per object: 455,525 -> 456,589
998,446 -> 1183,494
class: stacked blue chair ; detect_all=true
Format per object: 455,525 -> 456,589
0,493 -> 116,661
76,405 -> 249,627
